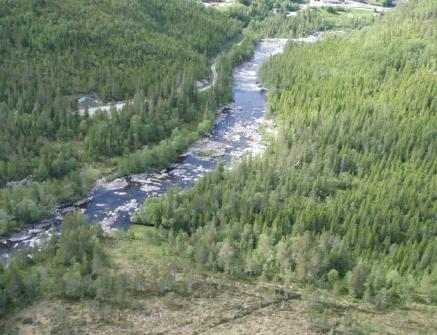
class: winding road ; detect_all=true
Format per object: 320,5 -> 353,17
199,61 -> 218,92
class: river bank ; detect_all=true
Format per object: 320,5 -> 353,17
0,31 -> 337,262
0,34 -> 259,261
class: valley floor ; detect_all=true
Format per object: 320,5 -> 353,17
3,226 -> 436,335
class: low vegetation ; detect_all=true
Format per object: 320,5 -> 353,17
2,223 -> 436,334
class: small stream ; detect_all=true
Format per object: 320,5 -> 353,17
0,37 -> 298,262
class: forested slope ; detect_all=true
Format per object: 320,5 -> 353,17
0,0 -> 239,104
0,0 -> 242,235
136,0 -> 437,305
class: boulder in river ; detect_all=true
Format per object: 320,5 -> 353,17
220,106 -> 232,113
74,197 -> 92,207
8,234 -> 32,243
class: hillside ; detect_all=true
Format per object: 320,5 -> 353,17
0,0 -> 240,103
136,0 -> 437,309
0,0 -> 242,235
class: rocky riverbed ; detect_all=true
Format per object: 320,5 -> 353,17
0,37 -> 298,263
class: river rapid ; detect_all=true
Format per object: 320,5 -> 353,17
0,37 -> 293,262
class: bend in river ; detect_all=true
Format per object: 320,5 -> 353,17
1,37 -> 294,262
91,38 -> 289,231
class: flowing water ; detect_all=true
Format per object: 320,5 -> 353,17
0,38 -> 291,262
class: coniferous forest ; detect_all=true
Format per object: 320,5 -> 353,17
135,0 -> 436,309
1,0 -> 436,334
0,0 -> 244,235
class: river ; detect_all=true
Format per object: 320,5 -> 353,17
0,38 -> 291,262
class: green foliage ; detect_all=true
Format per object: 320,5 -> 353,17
0,0 -> 244,235
248,7 -> 328,37
249,7 -> 372,38
327,269 -> 339,287
349,262 -> 370,298
135,0 -> 437,303
0,168 -> 96,235
0,211 -> 109,316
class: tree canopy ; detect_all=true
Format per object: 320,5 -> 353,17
135,0 -> 437,304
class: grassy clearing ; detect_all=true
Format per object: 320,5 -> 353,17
313,7 -> 374,28
3,225 -> 436,335
201,1 -> 245,12
315,7 -> 375,26
195,149 -> 214,158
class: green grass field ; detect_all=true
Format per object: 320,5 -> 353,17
316,7 -> 375,27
